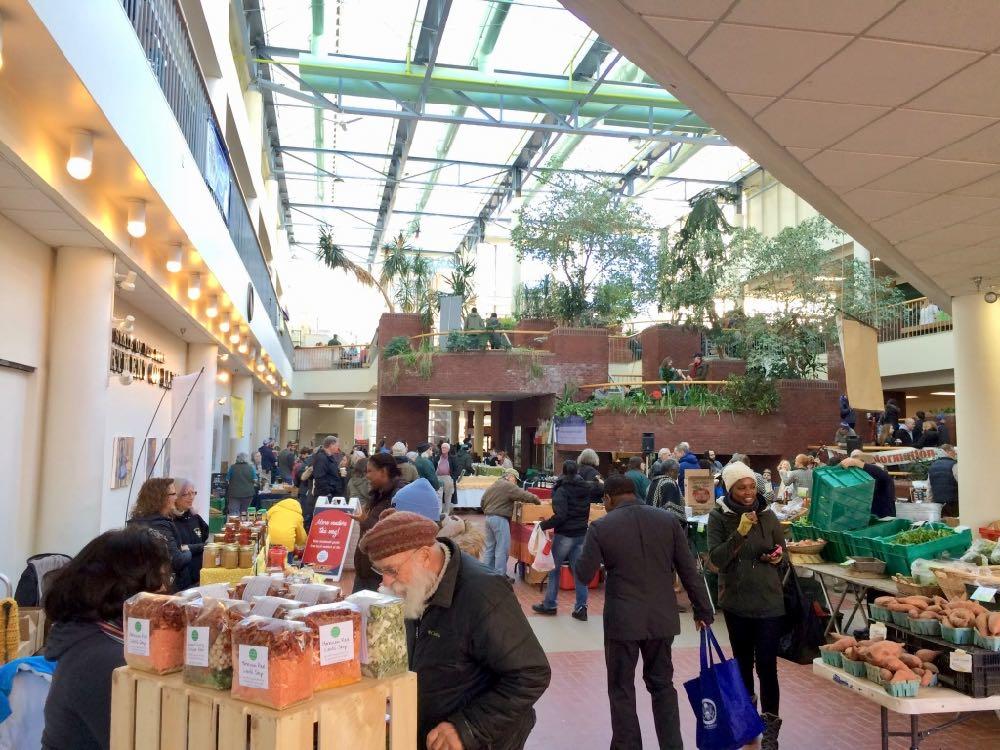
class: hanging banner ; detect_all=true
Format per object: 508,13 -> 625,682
170,372 -> 211,517
825,445 -> 946,466
837,316 -> 884,412
554,416 -> 587,445
301,508 -> 355,579
231,396 -> 246,439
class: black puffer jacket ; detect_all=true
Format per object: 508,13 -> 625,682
408,538 -> 551,750
127,515 -> 191,591
174,509 -> 209,585
352,477 -> 405,593
540,475 -> 592,538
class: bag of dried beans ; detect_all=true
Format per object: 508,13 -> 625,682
182,598 -> 251,690
123,592 -> 185,674
287,602 -> 362,690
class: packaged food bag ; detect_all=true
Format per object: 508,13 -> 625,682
123,592 -> 186,674
182,598 -> 251,690
250,596 -> 307,619
345,591 -> 407,679
288,583 -> 342,606
234,575 -> 289,602
287,603 -> 362,690
231,616 -> 313,709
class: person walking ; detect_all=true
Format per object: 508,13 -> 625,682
928,444 -> 959,517
480,467 -> 541,577
346,457 -> 371,505
277,442 -> 296,483
707,462 -> 787,750
225,453 -> 257,517
352,453 -> 406,593
532,460 -> 593,621
259,439 -> 277,483
625,455 -> 650,499
576,475 -> 713,750
434,441 -> 460,514
674,442 -> 699,493
413,442 -> 441,494
127,477 -> 191,591
172,478 -> 209,585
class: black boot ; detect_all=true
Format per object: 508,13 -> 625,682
761,713 -> 782,750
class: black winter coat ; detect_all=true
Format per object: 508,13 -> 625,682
540,476 -> 592,537
312,450 -> 344,498
127,515 -> 191,591
352,478 -> 405,593
174,509 -> 210,585
408,539 -> 550,750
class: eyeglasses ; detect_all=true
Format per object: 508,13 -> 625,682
371,548 -> 420,579
167,492 -> 177,497
182,490 -> 197,496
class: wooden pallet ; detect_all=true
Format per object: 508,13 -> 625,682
111,667 -> 417,750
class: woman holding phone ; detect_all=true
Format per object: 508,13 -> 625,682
707,461 -> 787,750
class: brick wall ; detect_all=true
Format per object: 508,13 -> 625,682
376,395 -> 429,448
509,318 -> 556,349
376,313 -> 428,348
640,325 -> 703,382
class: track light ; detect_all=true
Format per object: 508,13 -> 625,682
218,350 -> 229,362
237,340 -> 248,354
229,329 -> 241,344
66,130 -> 93,180
115,270 -> 137,292
187,272 -> 201,301
217,370 -> 230,383
166,244 -> 183,273
126,199 -> 147,238
219,314 -> 231,333
206,295 -> 219,318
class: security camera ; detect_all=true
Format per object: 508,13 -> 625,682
986,291 -> 998,304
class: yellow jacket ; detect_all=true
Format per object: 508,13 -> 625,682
266,498 -> 308,551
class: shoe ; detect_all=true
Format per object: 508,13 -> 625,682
572,606 -> 588,621
761,713 -> 782,750
532,603 -> 557,615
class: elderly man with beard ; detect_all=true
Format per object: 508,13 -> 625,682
359,509 -> 551,750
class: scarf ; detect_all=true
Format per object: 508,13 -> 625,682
722,492 -> 765,516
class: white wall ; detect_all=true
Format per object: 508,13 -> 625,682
101,298 -> 189,529
0,215 -> 52,579
298,408 -> 357,449
878,331 -> 955,379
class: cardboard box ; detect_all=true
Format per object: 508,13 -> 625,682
684,469 -> 717,515
514,501 -> 553,524
18,607 -> 46,657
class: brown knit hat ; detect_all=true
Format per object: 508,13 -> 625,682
359,508 -> 439,561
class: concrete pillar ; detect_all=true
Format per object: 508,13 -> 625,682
473,404 -> 485,456
231,375 -> 254,460
36,247 -> 114,552
255,392 -> 273,446
953,294 -> 1000,531
279,404 -> 289,446
185,344 -> 218,517
451,411 -> 460,443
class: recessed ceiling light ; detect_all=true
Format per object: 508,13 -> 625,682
318,403 -> 344,408
929,391 -> 955,397
905,395 -> 917,399
467,399 -> 492,404
432,404 -> 453,408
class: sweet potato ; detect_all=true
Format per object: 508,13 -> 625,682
890,669 -> 918,683
976,611 -> 990,637
989,612 -> 1000,636
868,641 -> 903,660
920,670 -> 934,687
922,662 -> 938,674
899,654 -> 922,669
914,649 -> 941,663
828,636 -> 856,652
874,596 -> 896,607
948,611 -> 976,629
919,610 -> 939,620
880,668 -> 893,682
948,600 -> 988,615
933,596 -> 949,608
881,657 -> 909,672
898,596 -> 931,608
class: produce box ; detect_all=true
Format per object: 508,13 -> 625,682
886,622 -> 1000,698
821,527 -> 851,564
844,518 -> 914,559
684,469 -> 716,515
808,466 -> 875,532
873,524 -> 973,576
790,520 -> 819,542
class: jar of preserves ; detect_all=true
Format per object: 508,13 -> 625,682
221,544 -> 240,569
238,527 -> 251,546
238,544 -> 255,568
222,527 -> 236,544
268,545 -> 288,569
203,543 -> 222,569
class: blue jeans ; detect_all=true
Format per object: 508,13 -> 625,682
483,515 -> 511,575
544,534 -> 588,610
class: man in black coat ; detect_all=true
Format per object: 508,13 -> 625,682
577,475 -> 714,750
359,510 -> 551,750
308,436 -> 344,527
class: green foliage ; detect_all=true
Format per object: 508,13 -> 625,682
443,246 -> 477,311
379,232 -> 437,327
383,336 -> 412,358
554,386 -> 597,423
317,226 -> 394,311
721,372 -> 781,415
445,331 -> 482,352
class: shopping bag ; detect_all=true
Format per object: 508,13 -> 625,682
527,523 -> 555,573
683,627 -> 764,750
778,566 -> 828,664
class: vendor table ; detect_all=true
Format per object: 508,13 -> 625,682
812,659 -> 1000,749
795,562 -> 899,636
454,487 -> 487,509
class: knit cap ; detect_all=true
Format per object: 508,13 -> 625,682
721,461 -> 756,491
359,508 -> 439,561
392,477 -> 442,521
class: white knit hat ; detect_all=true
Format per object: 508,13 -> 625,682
722,461 -> 756,491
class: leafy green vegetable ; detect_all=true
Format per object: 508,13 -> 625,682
890,528 -> 953,546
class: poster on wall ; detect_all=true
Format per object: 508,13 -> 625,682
554,416 -> 587,445
111,437 -> 134,489
231,396 -> 246,439
145,438 -> 158,480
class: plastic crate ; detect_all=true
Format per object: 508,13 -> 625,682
808,466 -> 875,532
885,623 -> 1000,698
790,522 -> 818,542
844,518 -> 914,559
821,528 -> 851,564
873,525 -> 973,576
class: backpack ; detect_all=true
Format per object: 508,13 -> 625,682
14,553 -> 72,607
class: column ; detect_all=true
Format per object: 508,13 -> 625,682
37,246 -> 114,553
279,404 -> 289,446
231,375 -> 254,460
473,404 -> 485,456
185,344 -> 218,517
255,392 -> 273,446
451,411 -> 460,443
952,294 -> 1000,531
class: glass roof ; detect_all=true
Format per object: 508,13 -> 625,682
257,0 -> 754,340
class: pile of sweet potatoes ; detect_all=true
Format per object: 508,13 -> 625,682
824,636 -> 940,687
874,594 -> 1000,635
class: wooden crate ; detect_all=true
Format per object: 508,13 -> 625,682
513,501 -> 607,524
111,667 -> 417,750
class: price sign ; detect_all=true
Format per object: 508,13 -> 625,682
971,586 -> 998,603
950,650 -> 973,674
302,508 -> 355,579
869,622 -> 887,641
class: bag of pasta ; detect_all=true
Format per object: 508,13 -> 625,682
287,602 -> 362,690
123,592 -> 185,674
231,616 -> 313,709
182,598 -> 251,690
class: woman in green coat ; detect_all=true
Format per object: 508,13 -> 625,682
707,461 -> 787,750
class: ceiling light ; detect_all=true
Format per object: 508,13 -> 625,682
229,328 -> 241,344
468,399 -> 491,404
280,389 -> 289,397
206,295 -> 219,318
237,340 -> 248,354
126,199 -> 147,238
905,395 -> 917,399
114,314 -> 135,333
115,270 -> 136,292
930,391 -> 955,397
256,359 -> 266,373
432,404 -> 454,408
318,403 -> 344,409
218,350 -> 229,362
986,290 -> 998,304
187,272 -> 201,301
219,314 -> 231,333
166,244 -> 183,273
66,130 -> 93,180
217,370 -> 230,383
872,256 -> 881,262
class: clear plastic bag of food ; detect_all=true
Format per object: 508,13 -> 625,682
345,591 -> 407,679
286,603 -> 362,690
288,583 -> 342,606
123,592 -> 186,674
250,596 -> 307,619
961,539 -> 996,566
182,598 -> 251,690
231,616 -> 313,709
234,575 -> 289,601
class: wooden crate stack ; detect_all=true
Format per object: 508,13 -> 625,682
111,667 -> 417,750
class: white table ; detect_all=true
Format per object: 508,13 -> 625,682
812,659 -> 1000,749
454,487 -> 487,509
795,562 -> 900,636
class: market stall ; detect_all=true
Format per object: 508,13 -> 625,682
795,562 -> 900,636
454,474 -> 499,509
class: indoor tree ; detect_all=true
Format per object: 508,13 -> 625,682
317,226 -> 394,311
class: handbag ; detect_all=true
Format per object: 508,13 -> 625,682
683,627 -> 765,750
777,565 -> 827,664
527,523 -> 555,573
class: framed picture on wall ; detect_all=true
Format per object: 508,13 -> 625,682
146,437 -> 157,480
161,438 -> 171,478
111,437 -> 135,489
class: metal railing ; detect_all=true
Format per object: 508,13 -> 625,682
878,297 -> 953,342
120,0 -> 281,329
609,334 -> 643,363
293,345 -> 373,371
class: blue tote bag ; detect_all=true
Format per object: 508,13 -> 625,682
683,627 -> 765,750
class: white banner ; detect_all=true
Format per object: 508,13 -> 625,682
827,445 -> 946,466
170,371 -> 211,517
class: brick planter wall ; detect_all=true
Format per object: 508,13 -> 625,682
376,395 -> 430,448
640,325 -> 703,382
510,318 -> 557,349
376,313 -> 428,348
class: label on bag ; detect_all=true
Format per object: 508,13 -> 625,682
238,645 -> 269,688
185,627 -> 209,667
869,622 -> 887,641
126,618 -> 150,656
950,650 -> 973,673
971,586 -> 997,603
319,623 -> 354,665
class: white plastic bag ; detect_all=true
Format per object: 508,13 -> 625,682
527,523 -> 555,573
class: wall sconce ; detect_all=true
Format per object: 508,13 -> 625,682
206,295 -> 219,318
219,314 -> 231,333
66,130 -> 94,180
237,340 -> 249,354
126,199 -> 147,238
217,370 -> 230,383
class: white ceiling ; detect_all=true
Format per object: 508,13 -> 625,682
559,0 -> 1000,303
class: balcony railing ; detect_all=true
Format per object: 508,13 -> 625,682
120,0 -> 281,329
293,345 -> 373,371
609,334 -> 643,363
878,298 -> 952,342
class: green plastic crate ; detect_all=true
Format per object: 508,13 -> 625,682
808,466 -> 875,532
844,518 -> 914,558
873,524 -> 973,576
821,528 -> 851,563
790,521 -> 818,542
